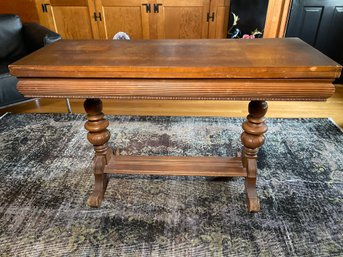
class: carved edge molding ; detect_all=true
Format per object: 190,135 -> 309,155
13,95 -> 331,101
264,0 -> 292,38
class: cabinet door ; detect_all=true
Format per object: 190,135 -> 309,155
36,0 -> 58,30
156,0 -> 210,39
208,0 -> 230,38
48,0 -> 98,39
96,0 -> 150,39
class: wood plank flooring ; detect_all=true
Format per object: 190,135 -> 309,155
1,85 -> 342,128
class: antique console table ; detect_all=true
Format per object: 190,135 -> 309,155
9,38 -> 341,212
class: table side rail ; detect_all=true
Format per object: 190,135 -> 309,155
16,78 -> 335,101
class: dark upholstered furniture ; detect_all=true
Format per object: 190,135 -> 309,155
0,14 -> 61,108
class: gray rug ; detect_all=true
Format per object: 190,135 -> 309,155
0,113 -> 342,257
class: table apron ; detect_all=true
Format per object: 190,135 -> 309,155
16,78 -> 335,101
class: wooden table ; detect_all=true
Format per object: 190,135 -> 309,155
10,38 -> 342,212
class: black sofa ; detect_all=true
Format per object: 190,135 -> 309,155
0,14 -> 61,108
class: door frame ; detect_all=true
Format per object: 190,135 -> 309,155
264,0 -> 292,38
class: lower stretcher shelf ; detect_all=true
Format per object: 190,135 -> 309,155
104,155 -> 247,177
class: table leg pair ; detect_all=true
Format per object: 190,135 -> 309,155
84,99 -> 268,212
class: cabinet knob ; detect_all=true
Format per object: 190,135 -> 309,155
207,12 -> 215,22
142,3 -> 151,13
93,12 -> 102,21
154,4 -> 162,13
41,3 -> 50,13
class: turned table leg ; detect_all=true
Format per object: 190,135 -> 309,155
241,100 -> 268,212
84,98 -> 113,207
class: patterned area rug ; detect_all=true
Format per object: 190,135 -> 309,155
0,113 -> 342,257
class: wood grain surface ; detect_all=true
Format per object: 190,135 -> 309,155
104,155 -> 247,177
10,38 -> 342,79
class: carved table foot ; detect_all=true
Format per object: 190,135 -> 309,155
241,100 -> 268,212
84,98 -> 112,208
245,178 -> 259,212
87,153 -> 110,207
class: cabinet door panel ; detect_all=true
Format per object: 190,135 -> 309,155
316,5 -> 343,62
49,0 -> 97,39
36,0 -> 56,30
208,0 -> 230,38
298,6 -> 323,45
327,7 -> 343,60
157,0 -> 210,39
97,0 -> 149,39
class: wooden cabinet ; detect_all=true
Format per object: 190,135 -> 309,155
96,0 -> 229,39
0,0 -> 230,39
36,0 -> 229,39
96,0 -> 222,39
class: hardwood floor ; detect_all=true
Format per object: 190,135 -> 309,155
1,85 -> 343,128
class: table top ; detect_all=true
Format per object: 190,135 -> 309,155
10,38 -> 342,79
